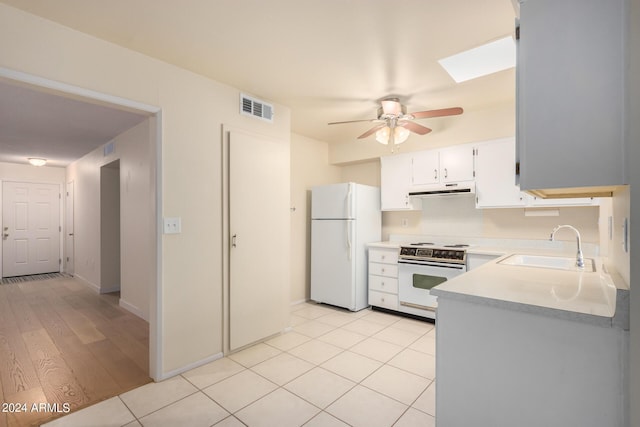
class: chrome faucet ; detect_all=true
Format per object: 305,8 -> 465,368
550,225 -> 585,268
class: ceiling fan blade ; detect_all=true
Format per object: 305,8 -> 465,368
410,107 -> 464,119
400,121 -> 432,135
328,119 -> 375,125
357,124 -> 387,139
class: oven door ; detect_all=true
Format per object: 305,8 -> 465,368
397,260 -> 466,318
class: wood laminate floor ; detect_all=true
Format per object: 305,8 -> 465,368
0,276 -> 151,427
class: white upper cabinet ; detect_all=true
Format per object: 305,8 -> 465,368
516,0 -> 627,196
411,150 -> 440,186
411,144 -> 475,187
475,138 -> 598,208
380,153 -> 421,211
438,144 -> 475,183
381,144 -> 474,210
475,138 -> 526,208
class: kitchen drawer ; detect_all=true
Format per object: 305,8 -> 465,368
368,290 -> 398,311
368,262 -> 398,278
369,248 -> 399,264
368,275 -> 398,294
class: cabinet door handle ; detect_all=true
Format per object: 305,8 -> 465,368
232,234 -> 237,248
434,169 -> 438,180
444,168 -> 448,179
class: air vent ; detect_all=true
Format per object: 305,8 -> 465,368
240,93 -> 274,122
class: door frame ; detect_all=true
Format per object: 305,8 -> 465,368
0,67 -> 164,381
0,180 -> 63,279
65,180 -> 75,276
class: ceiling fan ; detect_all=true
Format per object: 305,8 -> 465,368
328,98 -> 463,146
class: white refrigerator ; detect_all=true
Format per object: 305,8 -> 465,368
311,182 -> 381,311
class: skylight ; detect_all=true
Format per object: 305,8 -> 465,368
438,36 -> 516,83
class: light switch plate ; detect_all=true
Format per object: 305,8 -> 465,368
163,217 -> 182,234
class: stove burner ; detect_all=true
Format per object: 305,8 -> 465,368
410,242 -> 434,246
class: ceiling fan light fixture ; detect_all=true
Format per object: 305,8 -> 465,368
28,157 -> 47,166
395,127 -> 410,144
375,126 -> 410,145
375,127 -> 390,145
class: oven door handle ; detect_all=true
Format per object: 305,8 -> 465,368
400,301 -> 437,312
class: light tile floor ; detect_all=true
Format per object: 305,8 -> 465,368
43,302 -> 436,427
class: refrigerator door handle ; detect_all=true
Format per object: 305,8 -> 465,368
346,183 -> 353,219
346,221 -> 352,261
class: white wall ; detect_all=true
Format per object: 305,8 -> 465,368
290,133 -> 341,303
0,3 -> 291,376
0,162 -> 66,277
0,162 -> 66,182
99,161 -> 121,293
118,120 -> 156,322
66,120 -> 153,323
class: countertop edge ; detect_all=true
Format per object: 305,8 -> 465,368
430,286 -> 615,328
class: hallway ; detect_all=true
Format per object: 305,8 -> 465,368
0,276 -> 150,427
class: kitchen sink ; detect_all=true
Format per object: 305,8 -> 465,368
498,254 -> 595,272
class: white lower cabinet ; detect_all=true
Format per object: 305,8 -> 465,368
435,297 -> 627,427
466,253 -> 500,271
368,247 -> 399,311
368,291 -> 398,311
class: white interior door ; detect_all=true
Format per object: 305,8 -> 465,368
2,181 -> 61,277
65,181 -> 75,275
229,130 -> 288,351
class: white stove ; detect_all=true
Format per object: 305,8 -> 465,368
396,242 -> 468,319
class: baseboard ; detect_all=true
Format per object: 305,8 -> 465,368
290,299 -> 308,306
119,298 -> 148,321
100,285 -> 121,294
156,352 -> 224,382
74,274 -> 100,293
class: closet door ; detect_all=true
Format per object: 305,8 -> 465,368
229,130 -> 288,350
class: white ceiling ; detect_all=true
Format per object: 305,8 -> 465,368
0,0 -> 516,165
0,80 -> 149,167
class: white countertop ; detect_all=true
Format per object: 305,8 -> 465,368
431,253 -> 629,328
367,239 -> 629,328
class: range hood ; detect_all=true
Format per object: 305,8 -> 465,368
408,181 -> 476,197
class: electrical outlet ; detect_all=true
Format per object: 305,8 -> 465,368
163,217 -> 182,234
